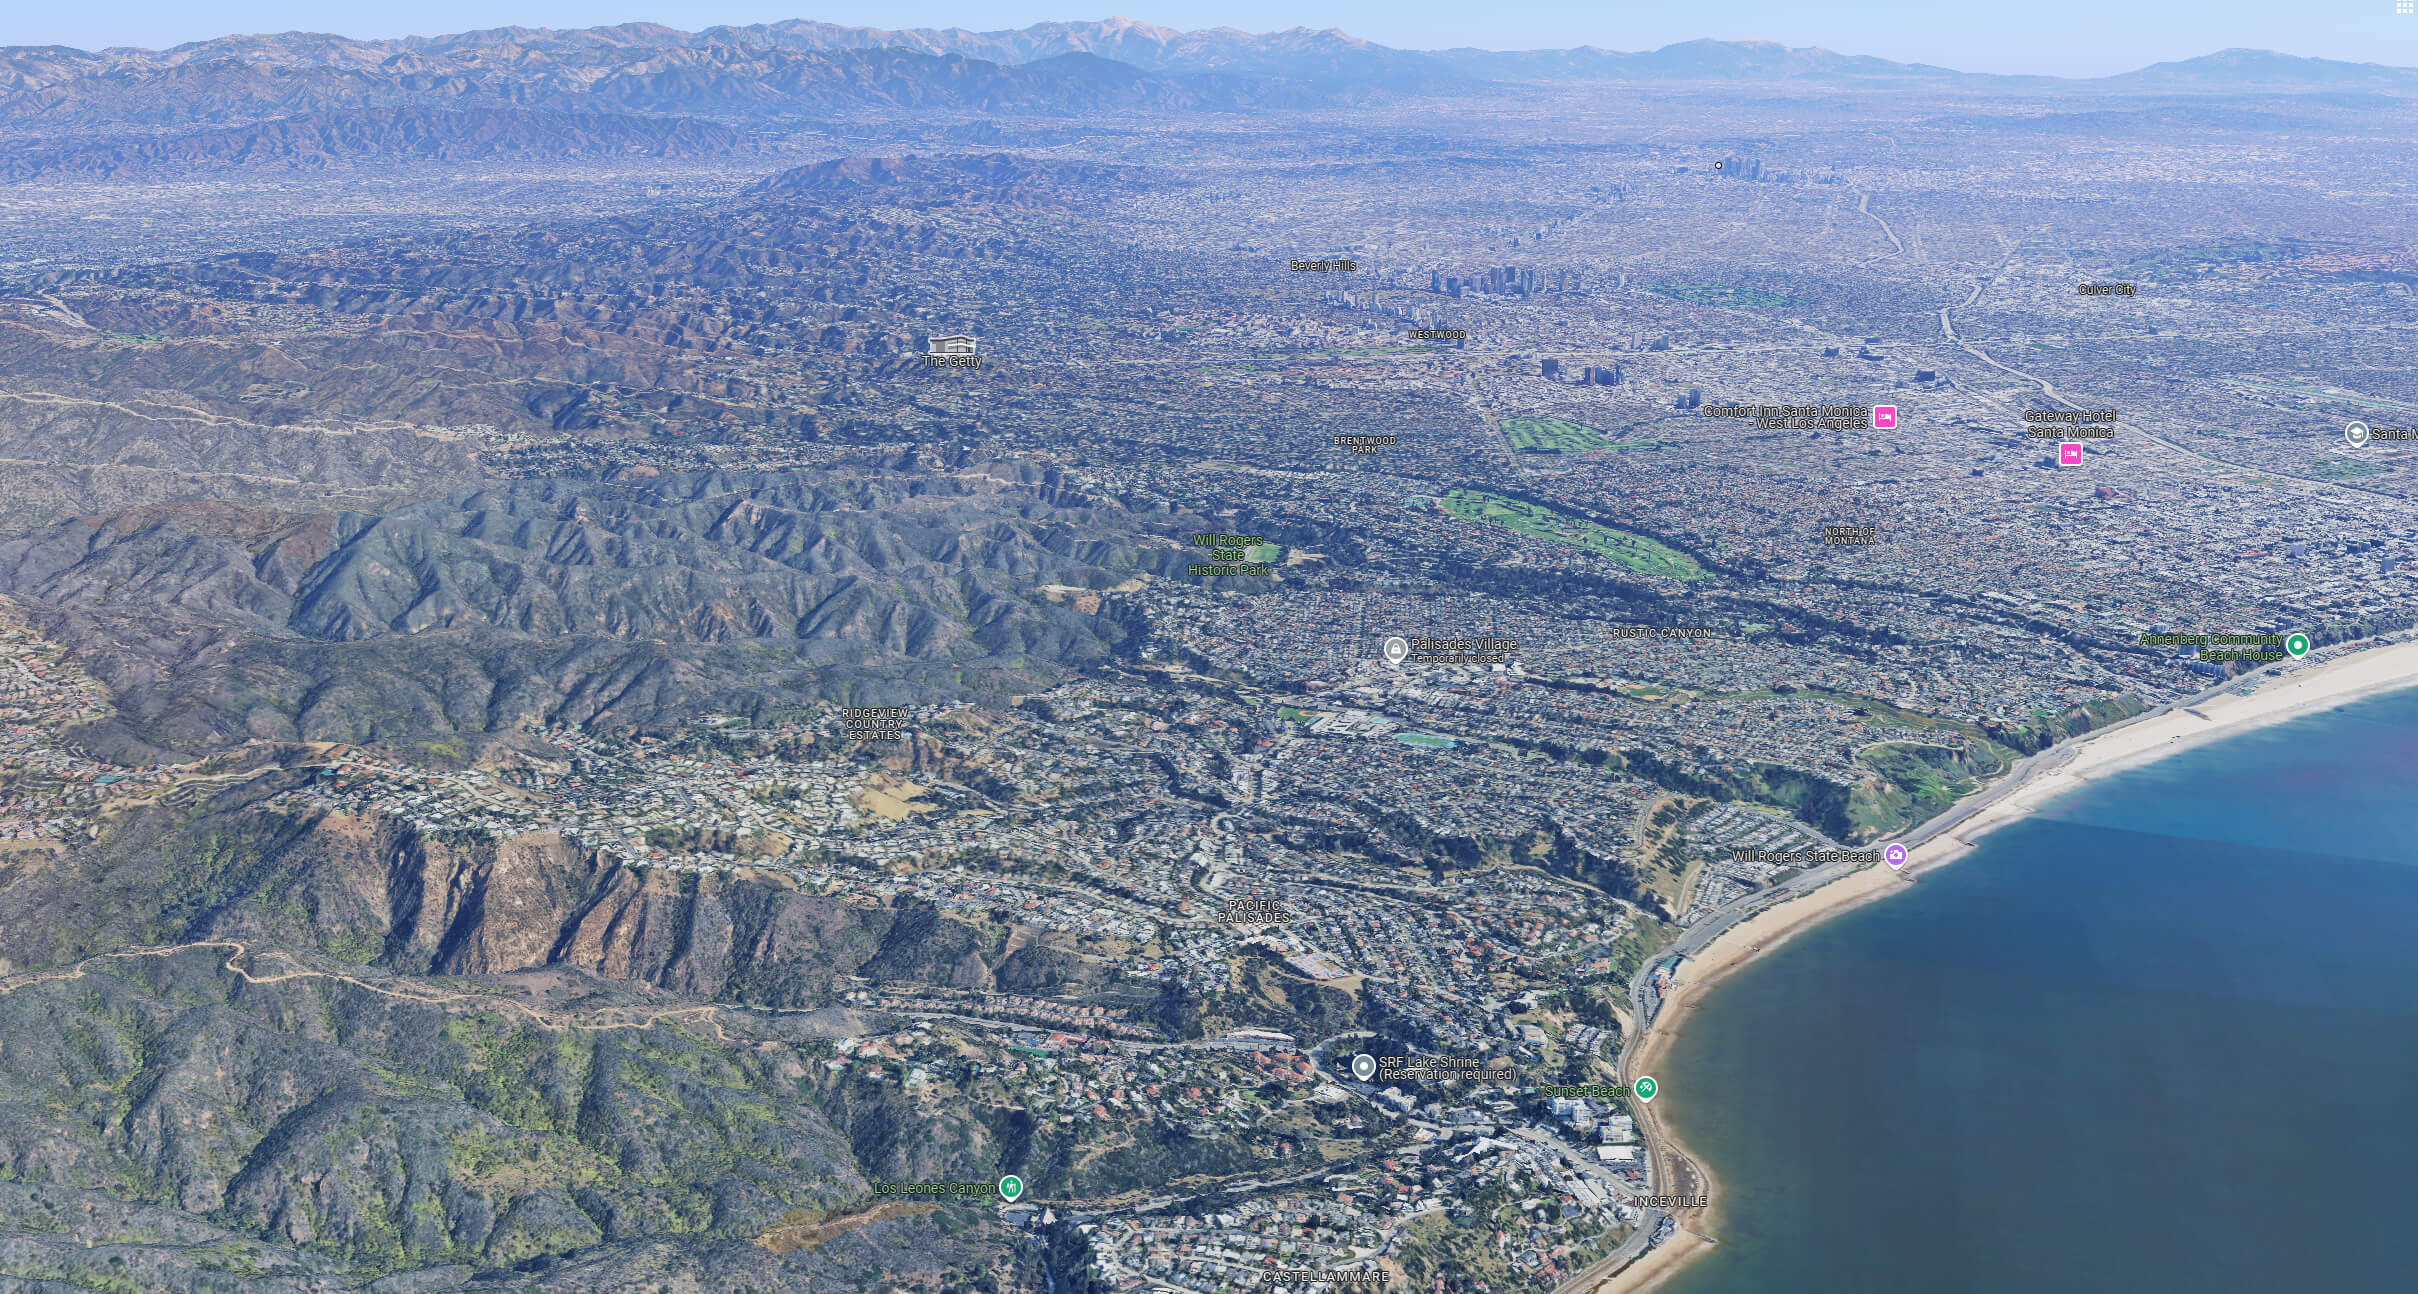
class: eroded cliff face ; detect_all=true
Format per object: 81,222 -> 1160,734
0,794 -> 1019,1005
373,823 -> 989,1000
385,827 -> 603,974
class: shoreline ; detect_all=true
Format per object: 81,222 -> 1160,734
1588,637 -> 2418,1294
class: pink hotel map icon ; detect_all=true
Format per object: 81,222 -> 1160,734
2058,442 -> 2084,467
1871,405 -> 1897,430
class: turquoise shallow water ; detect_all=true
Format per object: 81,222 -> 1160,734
1655,686 -> 2418,1293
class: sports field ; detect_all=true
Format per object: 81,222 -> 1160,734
1502,417 -> 1611,451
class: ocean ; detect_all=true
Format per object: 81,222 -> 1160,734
1652,686 -> 2418,1293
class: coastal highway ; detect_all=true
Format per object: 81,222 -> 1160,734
1592,741 -> 2076,1285
1591,651 -> 2359,1287
1552,1207 -> 1667,1294
1884,650 -> 2355,866
1621,838 -> 1874,1045
1621,647 -> 2333,1042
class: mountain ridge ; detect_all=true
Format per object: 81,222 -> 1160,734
0,105 -> 753,179
17,19 -> 2413,94
0,42 -> 1322,128
0,465 -> 1196,756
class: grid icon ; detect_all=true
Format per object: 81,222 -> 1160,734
2402,0 -> 2414,17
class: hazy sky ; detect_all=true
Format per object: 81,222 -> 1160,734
19,0 -> 2418,78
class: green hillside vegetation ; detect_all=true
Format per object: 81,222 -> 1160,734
1639,687 -> 2030,841
1606,909 -> 1671,982
1635,798 -> 1696,915
1618,747 -> 1854,843
1980,693 -> 2146,754
1846,741 -> 2000,839
1732,686 -> 2021,762
1622,736 -> 2010,847
1438,489 -> 1706,581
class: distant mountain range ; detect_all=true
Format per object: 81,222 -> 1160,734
2099,47 -> 2418,93
0,21 -> 2408,177
0,44 -> 1311,131
3,18 -> 2413,120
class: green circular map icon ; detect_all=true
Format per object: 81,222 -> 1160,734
1632,1076 -> 1658,1103
997,1174 -> 1025,1202
2286,633 -> 2312,659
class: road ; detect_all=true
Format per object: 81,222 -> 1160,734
1551,1207 -> 1667,1294
1622,839 -> 1874,1040
1854,190 -> 1903,261
0,939 -> 742,1039
1936,298 -> 2402,502
1594,652 -> 2341,1288
1623,653 -> 2306,1044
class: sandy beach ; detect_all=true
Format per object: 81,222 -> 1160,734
1585,637 -> 2418,1294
